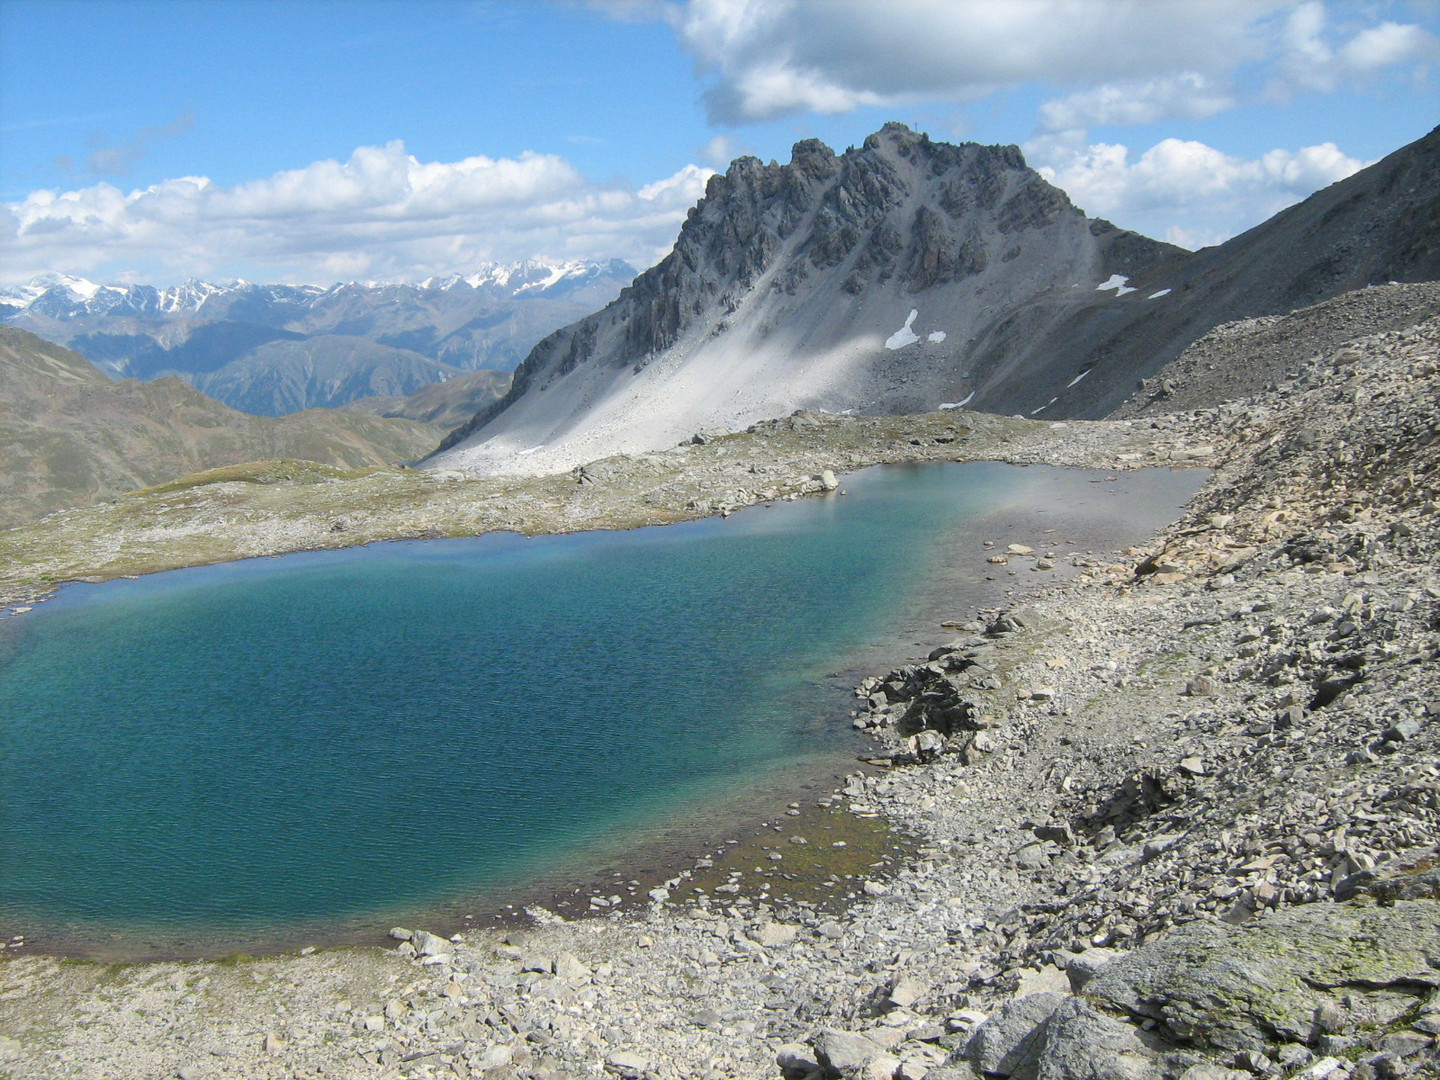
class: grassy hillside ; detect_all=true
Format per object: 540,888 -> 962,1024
344,368 -> 512,429
0,327 -> 445,530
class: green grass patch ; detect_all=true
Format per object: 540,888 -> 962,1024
131,459 -> 390,498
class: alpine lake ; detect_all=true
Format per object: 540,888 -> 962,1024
0,462 -> 1206,959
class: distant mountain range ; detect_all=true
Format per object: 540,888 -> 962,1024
0,260 -> 634,416
433,121 -> 1440,475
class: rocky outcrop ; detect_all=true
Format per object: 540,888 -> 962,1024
435,124 -> 1440,475
896,899 -> 1440,1080
432,123 -> 1180,475
1085,901 -> 1440,1055
1115,282 -> 1440,418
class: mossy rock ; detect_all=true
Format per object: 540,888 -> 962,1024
1085,900 -> 1440,1053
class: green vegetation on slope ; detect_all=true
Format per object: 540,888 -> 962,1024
344,367 -> 511,429
0,327 -> 445,530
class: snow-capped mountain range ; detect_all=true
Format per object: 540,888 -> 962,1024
414,259 -> 635,296
0,260 -> 636,416
0,274 -> 310,320
0,259 -> 636,321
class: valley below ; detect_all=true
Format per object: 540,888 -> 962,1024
1,289 -> 1438,1080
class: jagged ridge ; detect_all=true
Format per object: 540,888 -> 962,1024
434,123 -> 1178,472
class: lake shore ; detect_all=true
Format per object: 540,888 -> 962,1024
2,313 -> 1439,1080
0,409 -> 1213,614
0,461 -> 1204,965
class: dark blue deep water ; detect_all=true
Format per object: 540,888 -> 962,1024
0,463 -> 1204,954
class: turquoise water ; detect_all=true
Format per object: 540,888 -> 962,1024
0,463 -> 1203,954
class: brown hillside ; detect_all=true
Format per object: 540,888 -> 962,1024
0,327 -> 443,530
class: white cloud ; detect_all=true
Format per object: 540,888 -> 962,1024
1029,135 -> 1366,247
1342,20 -> 1438,71
1,142 -> 715,286
665,0 -> 1276,124
1038,74 -> 1236,133
1275,1 -> 1440,93
638,163 -> 713,202
653,0 -> 1436,126
1277,1 -> 1334,89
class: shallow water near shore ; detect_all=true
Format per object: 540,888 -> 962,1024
0,462 -> 1205,958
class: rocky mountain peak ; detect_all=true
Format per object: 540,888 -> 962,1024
787,137 -> 840,180
432,124 -> 1177,474
608,124 -> 1108,362
435,121 -> 1440,480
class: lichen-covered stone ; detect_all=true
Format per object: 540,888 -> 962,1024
1027,997 -> 1164,1080
1085,901 -> 1440,1053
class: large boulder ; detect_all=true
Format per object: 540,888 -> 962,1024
1065,947 -> 1121,992
410,929 -> 451,958
922,902 -> 1440,1080
952,993 -> 1170,1080
962,992 -> 1065,1078
1084,900 -> 1440,1053
812,1028 -> 901,1080
1030,998 -> 1165,1080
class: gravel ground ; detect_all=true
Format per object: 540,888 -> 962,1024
1,299 -> 1437,1080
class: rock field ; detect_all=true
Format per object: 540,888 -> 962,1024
1,287 -> 1438,1079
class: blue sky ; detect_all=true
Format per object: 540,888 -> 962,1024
1,0 -> 1436,287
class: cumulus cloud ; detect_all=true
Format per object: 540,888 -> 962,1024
665,0 -> 1275,124
1028,135 -> 1366,248
653,0 -> 1436,129
1275,1 -> 1440,93
1038,74 -> 1236,134
2,141 -> 715,286
1342,20 -> 1438,71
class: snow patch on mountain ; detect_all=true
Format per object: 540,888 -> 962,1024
1,273 -> 103,306
885,309 -> 921,350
